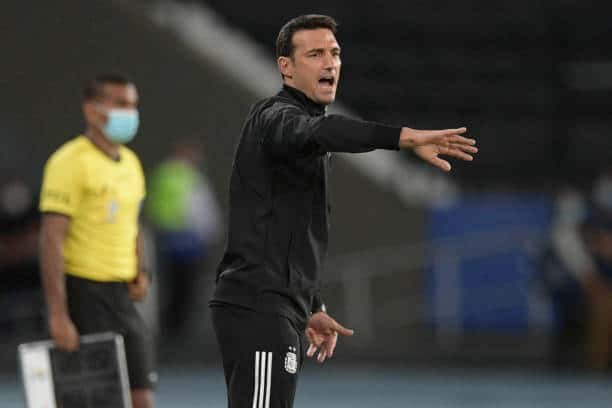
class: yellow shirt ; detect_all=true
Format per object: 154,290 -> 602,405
40,136 -> 145,282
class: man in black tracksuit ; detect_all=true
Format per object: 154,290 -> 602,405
210,15 -> 478,408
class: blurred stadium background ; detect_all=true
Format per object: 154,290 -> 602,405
1,0 -> 611,406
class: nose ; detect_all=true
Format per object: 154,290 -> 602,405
323,52 -> 337,71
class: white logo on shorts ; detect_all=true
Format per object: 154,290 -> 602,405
284,349 -> 297,374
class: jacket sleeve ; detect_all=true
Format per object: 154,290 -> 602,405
262,105 -> 401,159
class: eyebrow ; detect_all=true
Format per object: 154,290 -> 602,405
306,46 -> 341,54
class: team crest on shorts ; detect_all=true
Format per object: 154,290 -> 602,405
284,347 -> 297,374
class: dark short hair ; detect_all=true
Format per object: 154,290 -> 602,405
275,14 -> 338,58
82,73 -> 133,101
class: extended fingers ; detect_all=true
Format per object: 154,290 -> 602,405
449,135 -> 476,146
451,141 -> 478,154
441,137 -> 478,161
429,157 -> 452,172
307,343 -> 325,362
317,349 -> 328,363
316,339 -> 333,363
444,148 -> 474,161
332,320 -> 354,337
433,127 -> 467,137
308,335 -> 339,362
326,332 -> 338,358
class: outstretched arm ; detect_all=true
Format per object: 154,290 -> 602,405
263,107 -> 477,170
263,107 -> 400,159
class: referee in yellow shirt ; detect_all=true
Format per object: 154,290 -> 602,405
39,74 -> 155,408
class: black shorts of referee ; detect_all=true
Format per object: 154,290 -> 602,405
211,304 -> 304,408
66,274 -> 157,390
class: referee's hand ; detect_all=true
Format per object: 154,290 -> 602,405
306,312 -> 354,364
128,271 -> 149,301
49,313 -> 80,352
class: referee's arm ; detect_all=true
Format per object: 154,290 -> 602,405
128,201 -> 149,301
39,212 -> 80,351
128,228 -> 149,301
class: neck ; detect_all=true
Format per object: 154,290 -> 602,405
282,84 -> 327,113
283,82 -> 317,103
85,127 -> 120,160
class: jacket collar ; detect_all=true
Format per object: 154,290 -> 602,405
279,85 -> 326,116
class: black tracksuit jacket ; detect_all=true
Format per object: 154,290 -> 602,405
211,85 -> 401,330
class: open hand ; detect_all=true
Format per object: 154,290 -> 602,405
306,312 -> 354,363
399,127 -> 478,172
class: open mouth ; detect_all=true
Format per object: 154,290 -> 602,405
318,76 -> 335,86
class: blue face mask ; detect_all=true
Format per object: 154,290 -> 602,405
102,109 -> 139,144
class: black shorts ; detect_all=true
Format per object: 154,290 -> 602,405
66,275 -> 156,390
211,304 -> 304,408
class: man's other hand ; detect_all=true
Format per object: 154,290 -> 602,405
306,312 -> 354,364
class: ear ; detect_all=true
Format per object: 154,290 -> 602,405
83,101 -> 105,128
277,56 -> 293,79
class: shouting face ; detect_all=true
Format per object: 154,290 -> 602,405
278,28 -> 341,105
